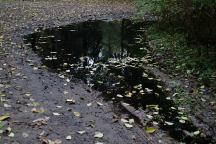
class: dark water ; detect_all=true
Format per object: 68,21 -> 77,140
23,19 -> 212,143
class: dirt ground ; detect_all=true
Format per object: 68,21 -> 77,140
0,0 -> 215,144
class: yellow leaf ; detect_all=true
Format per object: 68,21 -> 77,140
73,111 -> 81,117
146,127 -> 156,134
0,114 -> 10,121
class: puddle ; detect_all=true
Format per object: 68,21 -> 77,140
23,19 -> 212,143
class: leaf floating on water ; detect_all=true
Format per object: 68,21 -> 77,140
142,72 -> 148,77
157,85 -> 162,89
165,121 -> 174,126
97,81 -> 103,84
133,84 -> 142,90
146,127 -> 156,134
125,92 -> 132,97
94,131 -> 103,138
0,114 -> 10,121
153,121 -> 159,125
193,130 -> 200,135
63,63 -> 68,67
181,116 -> 188,121
179,119 -> 186,123
73,112 -> 81,117
146,115 -> 153,119
145,88 -> 153,93
116,94 -> 123,98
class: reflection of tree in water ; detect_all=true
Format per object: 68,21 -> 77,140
100,21 -> 122,59
25,20 -> 146,69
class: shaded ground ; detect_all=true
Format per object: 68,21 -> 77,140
0,0 -> 215,144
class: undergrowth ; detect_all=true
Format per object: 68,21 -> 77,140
146,25 -> 216,89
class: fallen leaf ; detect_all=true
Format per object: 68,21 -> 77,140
125,92 -> 132,97
32,108 -> 45,113
63,91 -> 69,95
129,119 -> 134,124
33,117 -> 49,126
165,121 -> 174,126
66,98 -> 75,104
66,135 -> 72,140
95,142 -> 104,144
22,132 -> 29,138
97,102 -> 103,106
73,112 -> 81,117
77,130 -> 86,134
87,103 -> 92,107
116,94 -> 123,98
8,132 -> 15,137
193,130 -> 200,135
146,127 -> 156,134
3,104 -> 11,108
0,114 -> 10,121
94,131 -> 103,138
121,118 -> 128,123
179,119 -> 186,123
124,123 -> 133,128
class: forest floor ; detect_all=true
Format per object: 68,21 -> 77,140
0,0 -> 215,144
